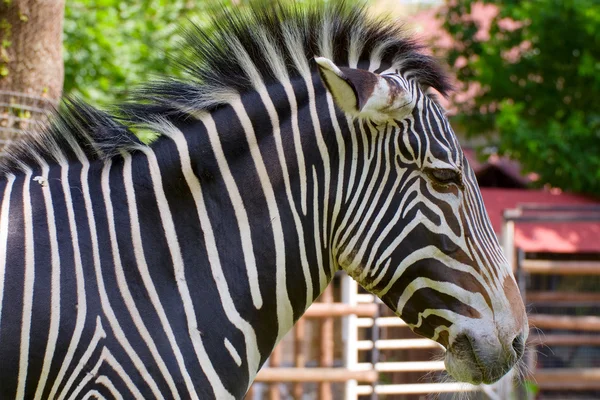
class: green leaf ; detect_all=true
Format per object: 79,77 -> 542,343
524,380 -> 539,395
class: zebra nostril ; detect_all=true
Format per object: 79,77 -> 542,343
512,333 -> 525,360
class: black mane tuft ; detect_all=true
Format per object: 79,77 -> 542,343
0,100 -> 142,174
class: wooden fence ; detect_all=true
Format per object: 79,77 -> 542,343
504,205 -> 600,398
516,254 -> 600,395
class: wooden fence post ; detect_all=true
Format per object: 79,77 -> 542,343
319,285 -> 334,400
268,344 -> 281,400
293,318 -> 305,399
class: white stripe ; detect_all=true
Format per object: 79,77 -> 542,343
398,119 -> 417,164
102,350 -> 145,400
425,102 -> 454,158
212,36 -> 313,308
16,169 -> 35,399
352,132 -> 403,281
33,161 -> 62,400
224,338 -> 242,367
462,189 -> 499,285
395,278 -> 491,321
331,121 -> 372,253
58,160 -> 163,400
160,121 -> 262,384
409,308 -> 489,335
102,158 -> 179,399
122,152 -> 199,399
280,76 -> 308,216
68,347 -> 144,400
95,376 -> 123,400
58,317 -> 106,400
311,167 -> 325,291
141,148 -> 235,399
325,93 -> 347,278
371,258 -> 392,289
420,188 -> 470,254
81,391 -> 107,400
365,171 -> 411,283
253,26 -> 289,88
47,157 -> 89,400
344,116 -> 359,203
196,115 -> 263,310
377,245 -> 490,301
252,82 -> 315,307
305,74 -> 332,281
337,123 -> 382,256
226,36 -> 264,89
229,100 -> 295,342
0,174 -> 15,328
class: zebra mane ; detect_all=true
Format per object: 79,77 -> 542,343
0,101 -> 142,174
124,0 -> 451,119
0,1 -> 451,174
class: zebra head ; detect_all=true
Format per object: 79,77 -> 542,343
317,58 -> 528,385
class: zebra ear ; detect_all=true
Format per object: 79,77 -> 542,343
315,57 -> 414,122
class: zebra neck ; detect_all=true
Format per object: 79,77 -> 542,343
128,89 -> 340,377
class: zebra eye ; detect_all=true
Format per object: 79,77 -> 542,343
427,168 -> 462,187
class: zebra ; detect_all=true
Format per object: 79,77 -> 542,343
0,2 -> 528,399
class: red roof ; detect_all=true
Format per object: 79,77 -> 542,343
480,188 -> 600,253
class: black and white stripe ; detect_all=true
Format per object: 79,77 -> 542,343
0,2 -> 527,398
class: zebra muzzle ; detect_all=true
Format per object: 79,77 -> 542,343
444,330 -> 526,384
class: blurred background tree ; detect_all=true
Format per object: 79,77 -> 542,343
63,0 -> 240,105
0,0 -> 64,152
440,0 -> 600,195
0,0 -> 64,100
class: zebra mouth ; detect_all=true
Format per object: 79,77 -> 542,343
445,335 -> 485,384
445,350 -> 485,384
445,333 -> 514,385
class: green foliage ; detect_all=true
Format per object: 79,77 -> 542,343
524,380 -> 539,396
440,0 -> 600,195
0,18 -> 11,77
63,0 -> 240,105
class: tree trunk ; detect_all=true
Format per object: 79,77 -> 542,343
0,0 -> 65,101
